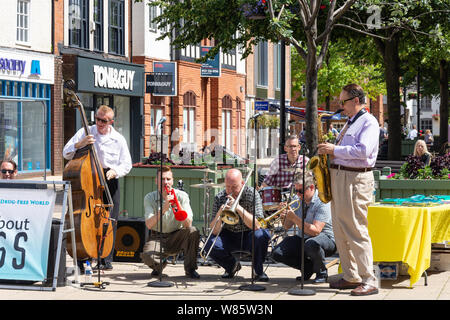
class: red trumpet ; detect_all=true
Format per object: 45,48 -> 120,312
164,186 -> 188,221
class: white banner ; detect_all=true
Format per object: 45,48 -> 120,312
0,188 -> 55,281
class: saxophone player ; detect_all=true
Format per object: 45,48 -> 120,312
317,83 -> 379,296
271,170 -> 336,284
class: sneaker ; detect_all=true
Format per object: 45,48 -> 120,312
221,262 -> 241,279
313,272 -> 328,284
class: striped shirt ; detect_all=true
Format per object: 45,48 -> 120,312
212,186 -> 264,233
263,154 -> 309,188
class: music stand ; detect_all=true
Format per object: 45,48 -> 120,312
289,143 -> 315,296
148,118 -> 173,288
240,113 -> 265,292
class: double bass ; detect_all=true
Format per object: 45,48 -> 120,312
63,80 -> 114,260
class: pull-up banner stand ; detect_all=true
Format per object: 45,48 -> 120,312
0,180 -> 76,291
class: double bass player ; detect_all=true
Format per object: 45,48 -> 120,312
63,105 -> 132,272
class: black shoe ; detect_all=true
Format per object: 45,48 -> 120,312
221,262 -> 241,279
186,270 -> 200,279
296,271 -> 313,282
313,272 -> 328,284
254,272 -> 269,282
151,269 -> 160,277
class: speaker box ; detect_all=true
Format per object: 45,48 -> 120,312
113,217 -> 147,262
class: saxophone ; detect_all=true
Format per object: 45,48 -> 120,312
307,113 -> 332,203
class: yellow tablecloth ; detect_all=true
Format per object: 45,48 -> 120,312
368,204 -> 450,287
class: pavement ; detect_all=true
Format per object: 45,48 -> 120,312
2,174 -> 448,315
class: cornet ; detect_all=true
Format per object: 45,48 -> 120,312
258,199 -> 300,229
164,186 -> 188,221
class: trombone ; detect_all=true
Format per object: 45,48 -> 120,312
199,167 -> 253,262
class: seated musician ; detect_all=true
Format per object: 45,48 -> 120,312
204,168 -> 271,281
141,166 -> 200,279
259,135 -> 309,190
272,170 -> 336,283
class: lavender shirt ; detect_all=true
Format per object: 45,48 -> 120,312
332,112 -> 379,168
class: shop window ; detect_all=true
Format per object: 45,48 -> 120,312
0,81 -> 50,173
109,0 -> 124,55
222,95 -> 232,150
182,92 -> 196,149
93,0 -> 104,51
16,0 -> 30,43
69,0 -> 89,49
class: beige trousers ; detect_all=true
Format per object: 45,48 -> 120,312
330,168 -> 378,287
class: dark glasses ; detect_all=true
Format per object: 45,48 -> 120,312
339,96 -> 355,106
95,117 -> 111,124
1,169 -> 15,174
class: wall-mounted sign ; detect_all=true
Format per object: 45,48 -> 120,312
77,56 -> 144,96
0,48 -> 54,84
151,62 -> 177,97
146,72 -> 174,96
255,100 -> 269,111
200,46 -> 221,78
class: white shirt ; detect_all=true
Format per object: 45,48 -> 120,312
63,125 -> 132,178
407,129 -> 418,140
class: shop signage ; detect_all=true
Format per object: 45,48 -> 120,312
200,46 -> 221,77
0,48 -> 54,84
151,62 -> 177,96
77,56 -> 144,96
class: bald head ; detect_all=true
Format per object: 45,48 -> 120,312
225,169 -> 244,198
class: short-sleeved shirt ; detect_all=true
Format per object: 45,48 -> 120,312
144,189 -> 193,233
212,186 -> 264,233
263,154 -> 309,188
290,190 -> 334,241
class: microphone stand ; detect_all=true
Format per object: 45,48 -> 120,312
148,119 -> 173,288
240,114 -> 265,292
289,143 -> 315,296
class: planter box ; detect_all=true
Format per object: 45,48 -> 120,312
119,163 -> 255,230
374,171 -> 450,201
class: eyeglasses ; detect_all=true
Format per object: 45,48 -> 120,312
295,188 -> 304,195
95,117 -> 111,124
339,96 -> 355,106
1,169 -> 15,174
286,145 -> 300,149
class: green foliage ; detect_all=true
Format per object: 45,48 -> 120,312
291,40 -> 386,104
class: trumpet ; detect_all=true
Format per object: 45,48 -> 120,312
164,186 -> 187,221
258,199 -> 300,229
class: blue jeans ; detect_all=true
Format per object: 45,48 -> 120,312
205,228 -> 271,275
272,233 -> 336,277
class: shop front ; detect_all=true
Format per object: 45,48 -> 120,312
63,55 -> 145,163
0,48 -> 54,174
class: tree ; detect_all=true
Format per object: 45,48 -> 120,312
291,39 -> 386,108
337,0 -> 449,159
142,0 -> 358,157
